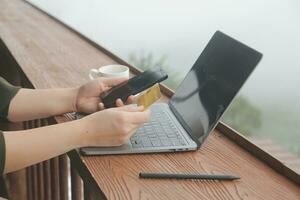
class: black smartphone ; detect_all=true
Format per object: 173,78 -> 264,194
100,67 -> 168,108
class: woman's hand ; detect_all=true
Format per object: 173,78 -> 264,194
7,77 -> 136,122
78,105 -> 151,147
4,103 -> 150,174
74,77 -> 128,113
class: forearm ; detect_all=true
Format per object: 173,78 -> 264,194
3,120 -> 84,173
8,88 -> 78,122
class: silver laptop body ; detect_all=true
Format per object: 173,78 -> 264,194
80,31 -> 262,155
80,103 -> 197,155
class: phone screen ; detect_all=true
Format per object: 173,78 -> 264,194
100,67 -> 168,108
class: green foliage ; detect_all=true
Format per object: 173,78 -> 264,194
128,52 -> 183,90
222,96 -> 262,136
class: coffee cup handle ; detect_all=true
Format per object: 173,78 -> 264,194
89,69 -> 99,80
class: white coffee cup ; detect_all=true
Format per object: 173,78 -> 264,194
89,64 -> 129,80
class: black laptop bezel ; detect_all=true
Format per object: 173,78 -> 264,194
168,30 -> 263,148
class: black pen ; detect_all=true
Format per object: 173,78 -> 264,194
139,172 -> 240,180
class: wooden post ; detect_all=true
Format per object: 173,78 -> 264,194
71,167 -> 83,200
43,160 -> 52,200
37,162 -> 45,200
50,157 -> 60,200
59,155 -> 69,200
32,165 -> 38,200
26,167 -> 33,200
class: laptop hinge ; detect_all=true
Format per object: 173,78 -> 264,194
168,102 -> 201,147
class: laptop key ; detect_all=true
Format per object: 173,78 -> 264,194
158,135 -> 168,140
179,139 -> 186,145
148,134 -> 157,138
138,134 -> 147,138
171,138 -> 181,146
142,141 -> 152,147
161,139 -> 172,146
157,134 -> 166,138
177,135 -> 183,139
130,139 -> 139,144
167,134 -> 177,138
130,108 -> 190,149
141,138 -> 150,143
165,130 -> 174,134
130,140 -> 136,145
151,140 -> 161,147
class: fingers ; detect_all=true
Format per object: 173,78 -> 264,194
101,86 -> 112,92
100,98 -> 137,110
125,126 -> 141,141
114,104 -> 150,124
121,111 -> 151,143
115,98 -> 125,107
116,95 -> 138,106
115,104 -> 144,112
98,102 -> 105,111
127,95 -> 138,104
100,77 -> 128,87
127,109 -> 151,124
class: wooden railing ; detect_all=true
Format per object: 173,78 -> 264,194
4,119 -> 91,200
0,44 -> 90,199
23,119 -> 78,200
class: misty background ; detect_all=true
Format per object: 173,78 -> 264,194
27,0 -> 300,158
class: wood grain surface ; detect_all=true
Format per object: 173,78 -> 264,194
0,0 -> 299,199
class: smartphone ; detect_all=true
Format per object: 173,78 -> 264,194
100,67 -> 168,108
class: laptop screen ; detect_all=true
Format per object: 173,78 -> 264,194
169,31 -> 262,146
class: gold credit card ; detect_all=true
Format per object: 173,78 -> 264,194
137,83 -> 161,108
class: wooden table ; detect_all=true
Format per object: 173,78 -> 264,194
0,0 -> 299,199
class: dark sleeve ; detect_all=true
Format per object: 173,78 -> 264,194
0,131 -> 5,174
0,130 -> 7,198
0,77 -> 21,119
0,77 -> 20,175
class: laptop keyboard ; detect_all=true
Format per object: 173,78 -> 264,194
130,107 -> 187,148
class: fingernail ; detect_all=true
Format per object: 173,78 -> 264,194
138,105 -> 144,110
99,103 -> 104,110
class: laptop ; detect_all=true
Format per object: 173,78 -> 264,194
81,31 -> 263,155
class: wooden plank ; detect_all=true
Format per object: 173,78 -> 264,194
79,131 -> 300,200
24,121 -> 33,200
84,183 -> 96,200
71,166 -> 83,200
0,0 -> 299,199
26,167 -> 33,200
31,164 -> 38,200
33,119 -> 45,200
217,122 -> 300,185
27,120 -> 39,200
40,119 -> 52,200
43,160 -> 52,200
50,157 -> 60,200
68,149 -> 106,200
37,162 -> 45,200
4,169 -> 27,200
59,154 -> 69,200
